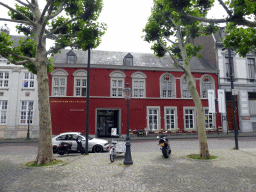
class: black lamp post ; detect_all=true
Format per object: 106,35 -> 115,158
123,83 -> 133,165
26,104 -> 32,140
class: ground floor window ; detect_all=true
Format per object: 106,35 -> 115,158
184,108 -> 195,129
0,101 -> 7,124
165,107 -> 177,130
20,101 -> 33,124
147,107 -> 160,130
204,109 -> 214,129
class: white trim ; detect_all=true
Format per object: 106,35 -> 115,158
164,106 -> 178,131
183,107 -> 197,131
72,69 -> 87,77
19,101 -> 34,125
131,72 -> 147,79
51,69 -> 69,76
109,71 -> 126,78
203,107 -> 216,130
131,72 -> 147,98
147,106 -> 161,130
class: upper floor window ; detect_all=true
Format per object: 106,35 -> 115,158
248,58 -> 255,82
0,72 -> 9,88
109,71 -> 126,98
201,75 -> 214,98
181,75 -> 193,98
24,72 -> 34,88
67,50 -> 77,64
51,69 -> 68,96
225,57 -> 234,82
131,72 -> 147,98
0,100 -> 7,124
73,70 -> 87,97
20,101 -> 33,124
160,73 -> 175,98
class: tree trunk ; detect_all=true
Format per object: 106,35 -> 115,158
35,41 -> 55,165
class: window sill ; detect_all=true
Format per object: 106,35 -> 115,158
0,88 -> 9,90
21,88 -> 35,91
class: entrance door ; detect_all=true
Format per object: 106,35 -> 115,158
97,110 -> 119,137
226,101 -> 239,130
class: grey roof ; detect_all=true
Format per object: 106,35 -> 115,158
10,35 -> 27,47
53,49 -> 216,71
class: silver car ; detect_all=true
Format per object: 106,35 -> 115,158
52,132 -> 109,153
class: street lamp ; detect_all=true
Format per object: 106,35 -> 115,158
26,104 -> 33,140
123,83 -> 133,165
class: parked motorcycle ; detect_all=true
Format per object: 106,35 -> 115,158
56,141 -> 72,155
157,134 -> 171,158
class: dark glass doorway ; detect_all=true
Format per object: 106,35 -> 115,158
97,110 -> 119,137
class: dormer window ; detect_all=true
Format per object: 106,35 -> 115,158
123,53 -> 133,66
67,50 -> 77,64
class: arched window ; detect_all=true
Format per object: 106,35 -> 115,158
109,71 -> 126,97
51,69 -> 68,96
201,75 -> 214,98
181,75 -> 194,98
160,73 -> 175,98
73,70 -> 87,96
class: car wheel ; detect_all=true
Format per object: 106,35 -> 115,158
93,145 -> 102,153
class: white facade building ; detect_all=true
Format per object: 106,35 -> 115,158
0,35 -> 39,139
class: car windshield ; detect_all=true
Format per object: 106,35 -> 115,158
81,134 -> 93,140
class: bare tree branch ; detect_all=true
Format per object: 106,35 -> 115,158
48,2 -> 64,20
217,0 -> 232,16
0,18 -> 30,25
11,53 -> 36,64
15,0 -> 30,8
39,0 -> 52,23
25,0 -> 33,7
0,2 -> 35,26
163,35 -> 177,45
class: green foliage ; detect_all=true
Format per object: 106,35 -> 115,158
187,154 -> 217,160
185,43 -> 202,59
25,159 -> 64,167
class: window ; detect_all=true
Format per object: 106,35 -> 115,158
204,109 -> 214,129
133,80 -> 145,97
20,101 -> 33,124
160,74 -> 175,98
181,76 -> 192,98
109,71 -> 126,98
0,72 -> 9,88
112,79 -> 123,97
248,58 -> 255,81
201,75 -> 214,98
51,69 -> 68,96
24,72 -> 34,88
75,78 -> 87,96
184,108 -> 195,129
147,107 -> 160,130
0,101 -> 7,124
225,57 -> 234,82
131,72 -> 147,98
165,107 -> 177,130
66,50 -> 77,64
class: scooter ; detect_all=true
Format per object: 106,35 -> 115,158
157,134 -> 171,158
57,141 -> 72,155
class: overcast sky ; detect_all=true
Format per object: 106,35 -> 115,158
0,0 -> 226,54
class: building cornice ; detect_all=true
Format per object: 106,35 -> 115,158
53,63 -> 218,74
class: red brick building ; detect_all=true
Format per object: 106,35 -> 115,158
49,49 -> 220,137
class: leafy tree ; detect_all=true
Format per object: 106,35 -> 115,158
143,0 -> 219,158
0,0 -> 106,165
157,0 -> 256,57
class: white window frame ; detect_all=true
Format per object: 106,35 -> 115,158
0,71 -> 9,88
247,58 -> 256,81
131,72 -> 147,98
160,73 -> 175,98
181,75 -> 194,99
23,72 -> 35,88
109,71 -> 126,98
51,69 -> 68,96
224,56 -> 235,82
73,70 -> 87,97
164,107 -> 177,131
204,107 -> 215,130
200,75 -> 214,99
0,100 -> 7,124
147,106 -> 160,131
183,107 -> 196,131
20,101 -> 33,125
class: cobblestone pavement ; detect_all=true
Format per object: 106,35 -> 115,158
1,148 -> 256,192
